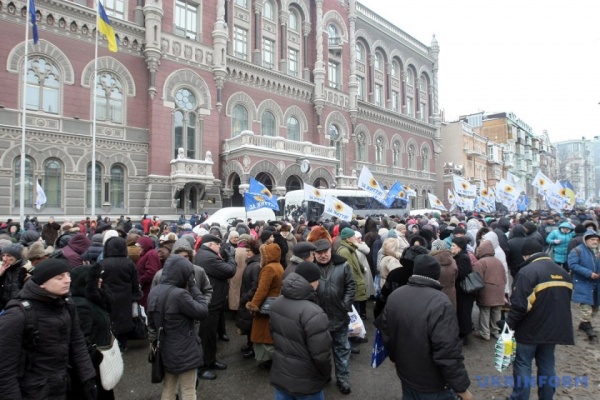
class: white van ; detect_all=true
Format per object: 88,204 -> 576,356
196,207 -> 276,232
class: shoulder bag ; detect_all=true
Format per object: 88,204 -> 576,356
459,271 -> 485,294
148,286 -> 176,383
98,333 -> 124,391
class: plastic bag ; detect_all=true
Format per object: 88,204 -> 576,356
370,328 -> 388,368
347,305 -> 366,338
494,323 -> 516,372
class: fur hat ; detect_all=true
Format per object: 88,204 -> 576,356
1,243 -> 23,260
27,241 -> 48,261
307,226 -> 332,243
521,239 -> 543,256
295,261 -> 321,283
31,258 -> 71,285
413,254 -> 441,280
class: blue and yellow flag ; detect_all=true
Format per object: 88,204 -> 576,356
98,2 -> 118,52
29,0 -> 39,44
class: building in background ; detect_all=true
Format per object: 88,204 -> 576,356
0,0 -> 441,220
555,138 -> 596,203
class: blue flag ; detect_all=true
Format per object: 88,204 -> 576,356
244,192 -> 279,212
383,182 -> 405,208
248,177 -> 278,209
29,0 -> 39,44
516,194 -> 530,212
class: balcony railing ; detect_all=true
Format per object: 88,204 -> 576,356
223,130 -> 336,159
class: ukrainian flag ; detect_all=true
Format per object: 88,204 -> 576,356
98,1 -> 118,52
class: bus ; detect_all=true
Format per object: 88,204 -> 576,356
277,189 -> 411,221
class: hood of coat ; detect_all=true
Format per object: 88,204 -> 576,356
523,221 -> 538,234
104,236 -> 128,258
475,240 -> 495,259
482,231 -> 500,249
467,219 -> 481,232
160,254 -> 194,288
137,236 -> 156,254
497,217 -> 511,232
430,249 -> 454,267
281,273 -> 317,302
66,233 -> 91,255
510,224 -> 527,238
260,242 -> 282,266
558,221 -> 574,231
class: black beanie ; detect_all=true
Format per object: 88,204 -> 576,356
31,258 -> 71,285
260,230 -> 274,243
521,239 -> 543,256
295,261 -> 321,283
412,254 -> 441,280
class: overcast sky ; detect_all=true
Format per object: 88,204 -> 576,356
358,0 -> 600,143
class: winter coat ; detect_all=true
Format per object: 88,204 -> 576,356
246,244 -> 284,344
269,273 -> 332,396
494,217 -> 512,258
0,258 -> 27,310
546,222 -> 575,263
356,241 -> 375,298
283,234 -> 297,267
136,236 -> 162,308
126,234 -> 142,264
100,237 -> 143,335
0,279 -> 96,399
337,240 -> 366,301
507,253 -> 573,345
81,242 -> 103,263
483,231 -> 510,294
147,255 -> 209,374
430,249 -> 458,309
283,255 -> 305,280
228,246 -> 247,311
315,253 -> 356,332
61,233 -> 91,268
194,243 -> 236,312
473,241 -> 506,307
236,254 -> 261,334
379,238 -> 402,287
454,249 -> 474,337
568,243 -> 600,305
41,221 -> 61,247
376,275 -> 470,394
507,224 -> 528,276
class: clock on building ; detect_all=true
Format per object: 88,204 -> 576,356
300,159 -> 311,173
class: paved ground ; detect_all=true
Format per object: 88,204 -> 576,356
114,302 -> 600,399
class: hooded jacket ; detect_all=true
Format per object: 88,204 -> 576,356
61,233 -> 91,268
337,240 -> 366,301
269,273 -> 332,396
545,222 -> 575,263
493,217 -> 512,258
482,231 -> 510,294
507,224 -> 529,276
430,249 -> 458,309
137,236 -> 162,308
568,237 -> 600,305
147,255 -> 209,374
473,241 -> 507,307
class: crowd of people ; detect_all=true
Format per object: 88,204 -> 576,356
0,207 -> 598,399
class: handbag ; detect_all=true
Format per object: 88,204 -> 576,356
98,333 -> 124,391
149,329 -> 165,384
258,296 -> 277,316
128,303 -> 148,340
459,271 -> 485,294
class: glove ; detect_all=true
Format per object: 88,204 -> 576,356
83,378 -> 98,400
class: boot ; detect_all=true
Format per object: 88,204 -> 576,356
579,321 -> 597,339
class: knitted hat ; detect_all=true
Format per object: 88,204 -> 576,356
453,226 -> 466,235
413,254 -> 441,280
1,243 -> 23,260
340,227 -> 356,240
293,242 -> 317,259
521,239 -> 543,256
431,239 -> 450,251
31,258 -> 71,284
451,236 -> 468,251
260,230 -> 274,243
91,233 -> 104,245
295,261 -> 321,283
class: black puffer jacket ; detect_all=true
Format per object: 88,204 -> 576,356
315,253 -> 356,332
194,245 -> 236,312
494,217 -> 511,258
270,273 -> 331,396
147,255 -> 209,374
376,275 -> 470,394
0,279 -> 96,399
100,237 -> 142,335
507,224 -> 528,276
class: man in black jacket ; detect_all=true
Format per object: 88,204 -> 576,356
194,234 -> 236,380
0,258 -> 97,399
494,217 -> 512,260
376,254 -> 473,400
313,239 -> 355,395
270,262 -> 331,399
504,239 -> 573,400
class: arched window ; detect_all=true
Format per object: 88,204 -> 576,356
327,24 -> 340,46
110,165 -> 125,208
392,141 -> 401,167
232,104 -> 248,136
287,116 -> 300,141
14,157 -> 34,207
26,57 -> 60,114
173,88 -> 198,158
262,111 -> 276,136
422,148 -> 430,171
263,0 -> 274,20
86,163 -> 102,208
374,52 -> 382,70
407,145 -> 416,169
356,43 -> 365,62
44,159 -> 62,207
356,132 -> 366,161
391,61 -> 399,78
375,136 -> 384,164
288,9 -> 298,31
406,69 -> 415,117
96,71 -> 123,124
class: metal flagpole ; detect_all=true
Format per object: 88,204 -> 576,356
20,0 -> 32,227
91,0 -> 100,219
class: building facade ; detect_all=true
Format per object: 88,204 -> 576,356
0,0 -> 441,220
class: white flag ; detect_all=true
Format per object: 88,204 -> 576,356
303,182 -> 326,205
506,171 -> 520,186
324,195 -> 353,222
532,171 -> 553,193
453,175 -> 476,197
357,166 -> 386,203
427,193 -> 447,211
36,181 -> 47,210
447,189 -> 455,205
